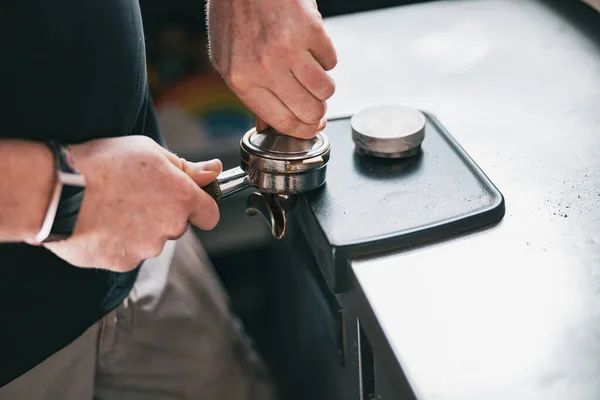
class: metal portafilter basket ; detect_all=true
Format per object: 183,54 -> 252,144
201,119 -> 331,239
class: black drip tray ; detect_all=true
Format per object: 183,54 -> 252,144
295,113 -> 505,293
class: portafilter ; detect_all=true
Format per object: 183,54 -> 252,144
201,120 -> 331,239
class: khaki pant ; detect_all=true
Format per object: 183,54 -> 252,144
0,229 -> 275,400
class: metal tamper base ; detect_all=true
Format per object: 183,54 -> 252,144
351,105 -> 426,159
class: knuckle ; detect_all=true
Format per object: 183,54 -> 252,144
275,30 -> 295,54
114,258 -> 137,273
297,68 -> 335,101
178,219 -> 190,236
148,242 -> 165,259
329,55 -> 339,70
327,58 -> 339,72
224,70 -> 250,94
308,16 -> 325,35
199,199 -> 220,231
206,210 -> 220,231
139,134 -> 157,145
149,151 -> 166,167
102,241 -> 142,272
135,135 -> 160,153
304,74 -> 321,93
205,217 -> 219,231
179,182 -> 197,205
303,101 -> 326,123
319,48 -> 338,72
321,79 -> 335,99
136,241 -> 163,261
257,52 -> 275,71
137,145 -> 163,166
169,220 -> 189,239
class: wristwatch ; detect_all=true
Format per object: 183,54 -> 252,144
34,140 -> 86,243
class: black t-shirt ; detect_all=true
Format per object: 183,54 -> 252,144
1,0 -> 163,386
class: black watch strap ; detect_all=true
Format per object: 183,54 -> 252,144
35,141 -> 86,243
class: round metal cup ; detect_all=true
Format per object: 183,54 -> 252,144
239,127 -> 331,193
351,105 -> 426,159
244,165 -> 328,194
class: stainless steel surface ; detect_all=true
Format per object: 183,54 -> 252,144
247,166 -> 328,195
200,166 -> 250,202
318,0 -> 600,398
351,105 -> 425,158
242,151 -> 329,174
204,161 -> 327,201
209,166 -> 250,200
215,166 -> 248,183
218,175 -> 250,199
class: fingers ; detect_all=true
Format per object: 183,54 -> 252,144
161,149 -> 222,186
210,1 -> 337,140
256,116 -> 269,132
307,25 -> 338,71
161,149 -> 222,230
177,159 -> 221,230
183,159 -> 223,187
272,71 -> 326,125
181,160 -> 221,230
188,187 -> 220,230
238,86 -> 325,139
162,148 -> 186,171
292,51 -> 336,102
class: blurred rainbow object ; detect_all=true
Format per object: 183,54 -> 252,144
153,71 -> 255,159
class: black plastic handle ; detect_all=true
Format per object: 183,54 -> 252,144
201,180 -> 222,202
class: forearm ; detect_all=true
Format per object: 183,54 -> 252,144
0,139 -> 54,242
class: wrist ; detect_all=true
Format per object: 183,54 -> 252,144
20,141 -> 57,242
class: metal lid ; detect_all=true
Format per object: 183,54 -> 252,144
240,127 -> 331,174
351,105 -> 426,158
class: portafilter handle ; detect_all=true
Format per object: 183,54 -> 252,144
199,166 -> 299,240
201,116 -> 269,201
201,166 -> 250,202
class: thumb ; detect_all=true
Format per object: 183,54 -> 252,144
181,159 -> 223,187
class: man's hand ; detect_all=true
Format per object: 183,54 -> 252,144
41,136 -> 221,272
206,0 -> 337,139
